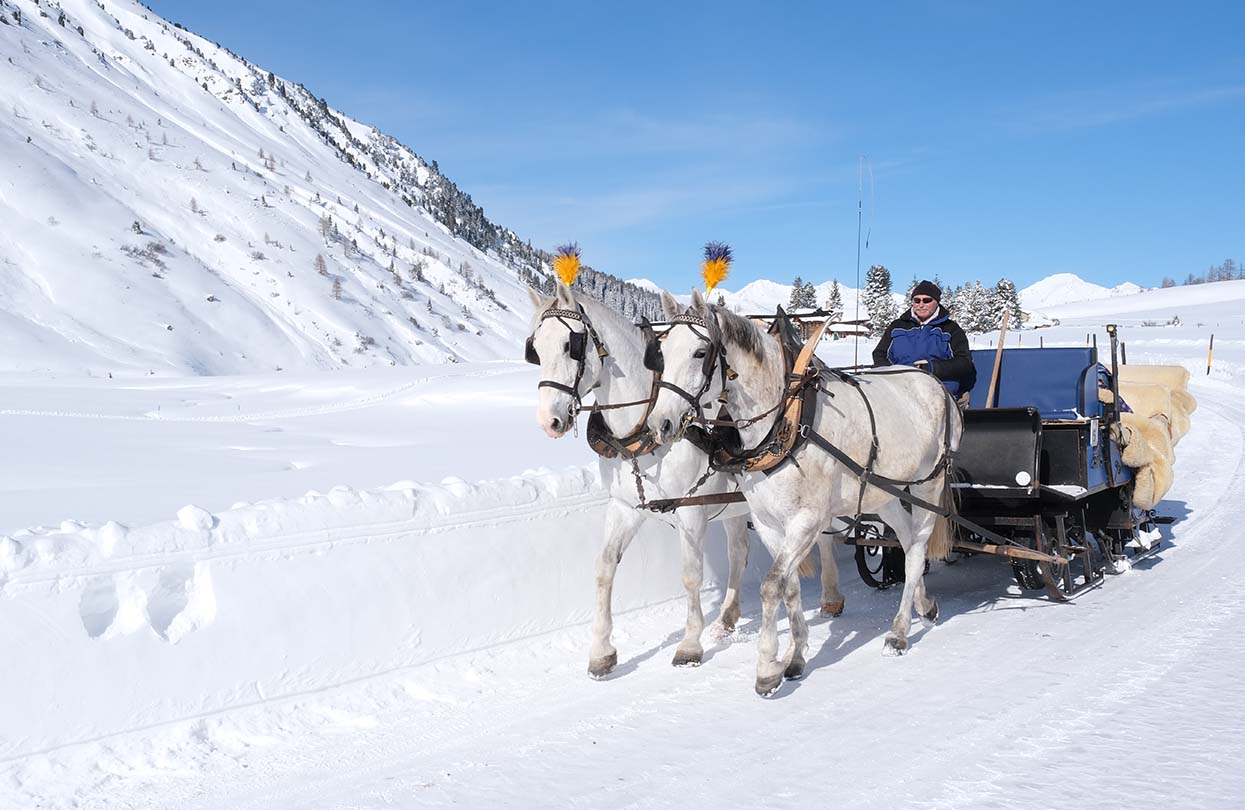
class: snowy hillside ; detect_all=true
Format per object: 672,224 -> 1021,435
1020,272 -> 1143,311
0,0 -> 658,374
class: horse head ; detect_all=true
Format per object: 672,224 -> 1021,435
526,284 -> 607,438
647,289 -> 729,444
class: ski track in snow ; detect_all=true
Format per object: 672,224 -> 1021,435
8,385 -> 1241,810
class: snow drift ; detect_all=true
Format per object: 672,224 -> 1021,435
0,465 -> 741,760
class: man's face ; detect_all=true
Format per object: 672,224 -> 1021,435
911,294 -> 938,320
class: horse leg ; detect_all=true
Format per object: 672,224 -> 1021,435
877,500 -> 931,656
588,499 -> 643,678
713,514 -> 751,635
817,534 -> 845,617
672,511 -> 708,667
755,517 -> 819,695
783,572 -> 809,680
911,485 -> 943,627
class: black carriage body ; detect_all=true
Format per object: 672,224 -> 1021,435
957,348 -> 1131,514
946,346 -> 1145,598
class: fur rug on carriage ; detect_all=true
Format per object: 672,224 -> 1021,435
1101,364 -> 1197,510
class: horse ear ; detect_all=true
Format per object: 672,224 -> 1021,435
555,282 -> 575,308
528,286 -> 548,312
690,288 -> 706,313
660,291 -> 681,321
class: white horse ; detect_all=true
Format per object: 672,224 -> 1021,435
647,290 -> 960,696
527,284 -> 844,678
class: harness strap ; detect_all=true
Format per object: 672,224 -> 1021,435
643,491 -> 747,513
800,427 -> 1033,552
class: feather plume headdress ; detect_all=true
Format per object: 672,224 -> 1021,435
702,241 -> 732,295
552,243 -> 582,286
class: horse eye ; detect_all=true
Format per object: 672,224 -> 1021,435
693,349 -> 707,359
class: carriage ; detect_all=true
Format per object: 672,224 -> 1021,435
846,325 -> 1167,601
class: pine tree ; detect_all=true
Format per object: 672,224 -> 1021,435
331,277 -> 343,300
314,254 -> 328,276
993,278 -> 1023,328
788,276 -> 816,309
824,280 -> 843,321
801,279 -> 817,309
957,281 -> 991,334
862,264 -> 898,335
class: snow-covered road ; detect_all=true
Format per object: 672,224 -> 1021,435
11,382 -> 1239,810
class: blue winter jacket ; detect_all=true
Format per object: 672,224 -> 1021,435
872,307 -> 976,395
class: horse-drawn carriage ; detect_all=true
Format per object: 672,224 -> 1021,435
528,244 -> 1184,692
845,327 -> 1169,601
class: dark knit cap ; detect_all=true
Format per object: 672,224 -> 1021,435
911,280 -> 941,301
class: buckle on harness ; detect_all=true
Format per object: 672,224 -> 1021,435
799,423 -> 809,439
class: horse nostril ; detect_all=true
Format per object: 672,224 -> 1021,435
660,418 -> 673,439
550,417 -> 562,433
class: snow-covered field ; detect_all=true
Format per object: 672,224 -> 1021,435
3,282 -> 1244,809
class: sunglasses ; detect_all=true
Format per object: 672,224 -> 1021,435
912,296 -> 936,304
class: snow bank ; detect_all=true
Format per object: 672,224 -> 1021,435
0,467 -> 718,760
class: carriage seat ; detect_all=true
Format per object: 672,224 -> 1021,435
968,347 -> 1099,420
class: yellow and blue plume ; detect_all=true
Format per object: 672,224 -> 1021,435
702,241 -> 732,294
552,243 -> 582,286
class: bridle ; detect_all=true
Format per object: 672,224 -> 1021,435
643,311 -> 731,426
525,305 -> 609,417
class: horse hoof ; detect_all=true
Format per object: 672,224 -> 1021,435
820,599 -> 845,617
588,651 -> 618,679
920,599 -> 939,627
784,657 -> 806,680
882,635 -> 908,656
755,673 -> 783,697
720,606 -> 740,632
672,648 -> 702,668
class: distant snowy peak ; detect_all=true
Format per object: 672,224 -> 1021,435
1021,273 -> 1143,311
626,278 -> 663,294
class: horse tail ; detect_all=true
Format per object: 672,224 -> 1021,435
927,470 -> 959,561
798,549 -> 817,578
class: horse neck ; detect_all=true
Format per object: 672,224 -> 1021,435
574,296 -> 655,435
721,320 -> 786,450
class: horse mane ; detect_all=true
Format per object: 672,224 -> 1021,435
708,304 -> 766,363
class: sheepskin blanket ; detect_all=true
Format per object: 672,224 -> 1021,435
1101,365 -> 1197,509
1111,413 -> 1175,509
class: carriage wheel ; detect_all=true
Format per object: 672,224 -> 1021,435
854,544 -> 905,590
1035,515 -> 1086,602
1011,559 -> 1044,591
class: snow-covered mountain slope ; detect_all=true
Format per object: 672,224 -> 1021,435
1020,272 -> 1143,311
0,0 -> 653,375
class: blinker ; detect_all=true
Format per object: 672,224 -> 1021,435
568,330 -> 587,362
526,328 -> 588,365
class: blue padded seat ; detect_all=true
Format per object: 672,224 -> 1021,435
968,347 -> 1099,420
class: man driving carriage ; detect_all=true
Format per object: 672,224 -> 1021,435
871,280 -> 976,404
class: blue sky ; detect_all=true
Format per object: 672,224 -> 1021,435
147,1 -> 1244,292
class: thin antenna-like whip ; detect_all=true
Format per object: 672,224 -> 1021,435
854,155 -> 863,366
